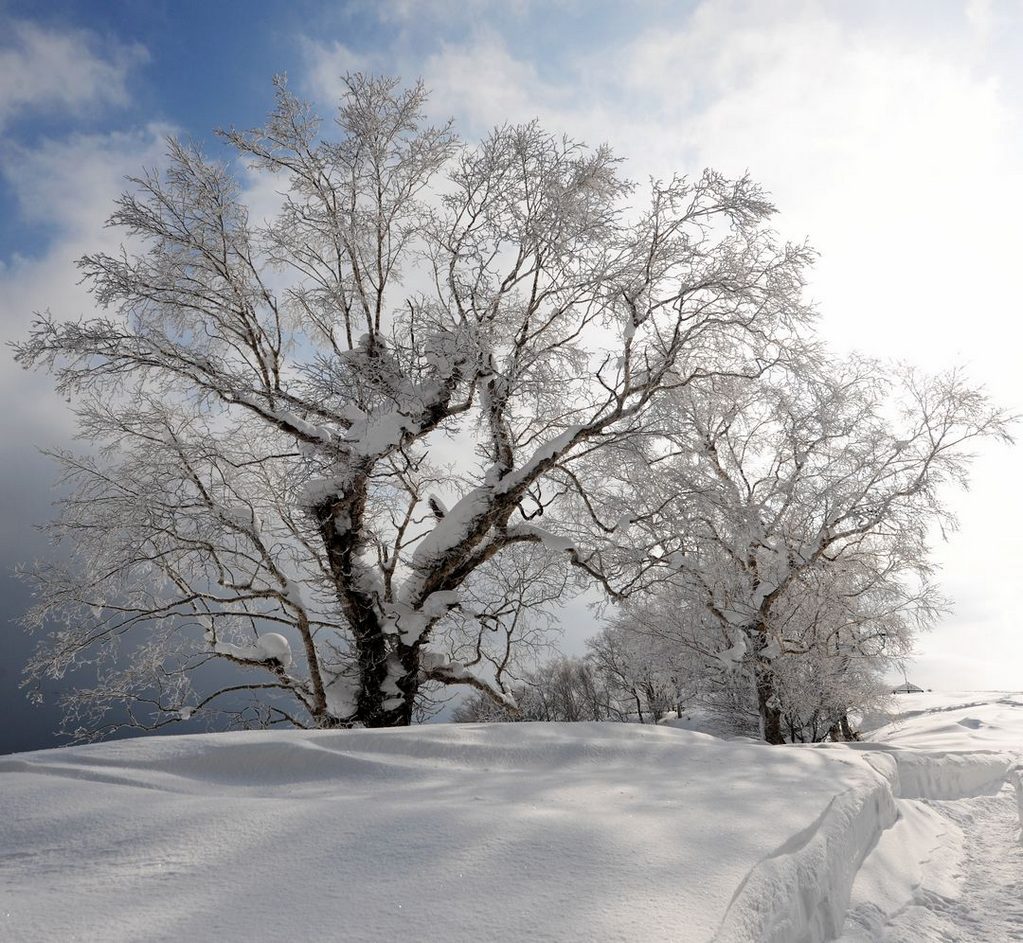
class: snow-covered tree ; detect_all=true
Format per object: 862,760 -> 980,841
768,551 -> 918,741
452,650 -> 646,724
454,620 -> 697,725
15,74 -> 811,737
594,357 -> 1011,742
586,622 -> 694,723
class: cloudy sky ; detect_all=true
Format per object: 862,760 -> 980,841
2,0 -> 1021,749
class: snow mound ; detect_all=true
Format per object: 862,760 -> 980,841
1,691 -> 1020,943
1,722 -> 891,943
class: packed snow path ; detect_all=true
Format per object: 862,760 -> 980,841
842,786 -> 1022,942
839,693 -> 1023,943
925,787 -> 1023,942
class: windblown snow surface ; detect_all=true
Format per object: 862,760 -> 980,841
0,692 -> 1019,943
837,692 -> 1023,943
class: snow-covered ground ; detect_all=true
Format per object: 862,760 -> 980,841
0,692 -> 1019,943
839,692 -> 1023,942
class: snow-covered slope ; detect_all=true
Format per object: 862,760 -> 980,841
0,723 -> 890,943
839,691 -> 1023,942
1,692 -> 1019,943
864,689 -> 1023,754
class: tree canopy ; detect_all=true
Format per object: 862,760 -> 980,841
16,74 -> 814,738
16,74 -> 1010,743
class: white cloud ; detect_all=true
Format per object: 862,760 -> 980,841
965,0 -> 994,42
423,34 -> 562,135
3,125 -> 174,236
620,4 -> 1018,364
0,20 -> 147,130
391,1 -> 1022,373
0,126 -> 173,444
299,38 -> 376,104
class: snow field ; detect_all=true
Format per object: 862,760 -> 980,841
0,724 -> 893,943
0,692 -> 1019,943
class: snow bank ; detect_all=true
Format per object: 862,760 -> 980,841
837,742 -> 1012,800
0,722 -> 892,943
713,754 -> 898,943
1,691 -> 1020,943
887,749 -> 1012,800
863,689 -> 1023,825
836,691 -> 1023,941
835,799 -> 966,942
715,729 -> 1020,943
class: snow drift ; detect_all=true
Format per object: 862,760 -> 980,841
837,692 -> 1023,941
0,691 -> 1020,943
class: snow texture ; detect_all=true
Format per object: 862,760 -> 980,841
836,690 -> 1023,942
0,691 -> 1019,943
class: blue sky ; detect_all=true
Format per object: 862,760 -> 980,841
0,0 -> 331,258
2,0 -> 1022,750
0,0 -> 674,258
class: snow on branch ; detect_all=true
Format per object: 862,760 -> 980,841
18,72 -> 886,737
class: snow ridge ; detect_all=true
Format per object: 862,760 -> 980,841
713,755 -> 898,943
1,692 -> 1020,943
714,739 -> 1020,943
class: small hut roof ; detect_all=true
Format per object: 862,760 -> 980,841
892,681 -> 924,693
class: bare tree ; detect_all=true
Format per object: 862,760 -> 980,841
452,654 -> 622,724
593,357 -> 1011,742
15,74 -> 810,738
586,622 -> 693,723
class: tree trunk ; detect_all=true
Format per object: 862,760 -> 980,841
314,488 -> 418,727
751,629 -> 785,745
827,712 -> 860,742
633,688 -> 645,724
